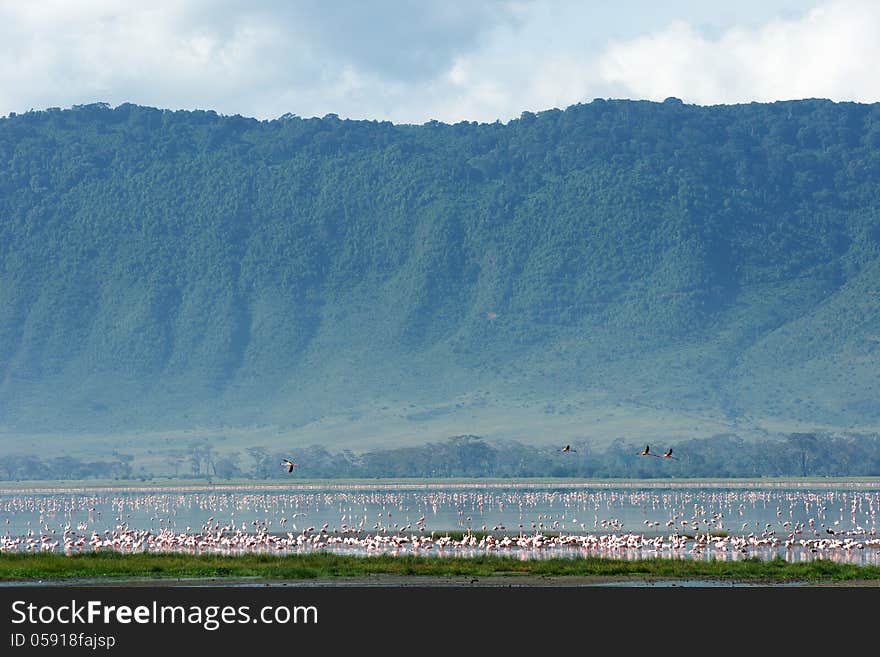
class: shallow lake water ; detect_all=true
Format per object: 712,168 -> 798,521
1,481 -> 879,564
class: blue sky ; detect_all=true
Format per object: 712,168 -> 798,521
1,0 -> 874,124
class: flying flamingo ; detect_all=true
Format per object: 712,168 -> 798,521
281,458 -> 299,473
662,448 -> 677,459
561,445 -> 576,453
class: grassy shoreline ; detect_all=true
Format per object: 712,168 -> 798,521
2,552 -> 879,584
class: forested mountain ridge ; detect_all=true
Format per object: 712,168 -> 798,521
1,98 -> 879,447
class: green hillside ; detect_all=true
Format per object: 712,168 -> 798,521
1,98 -> 879,454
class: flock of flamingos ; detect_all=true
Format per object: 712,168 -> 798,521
2,447 -> 880,565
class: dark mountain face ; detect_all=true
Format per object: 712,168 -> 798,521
1,99 -> 879,438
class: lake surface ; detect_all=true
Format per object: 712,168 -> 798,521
2,481 -> 879,564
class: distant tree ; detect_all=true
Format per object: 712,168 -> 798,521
245,447 -> 271,478
213,452 -> 243,479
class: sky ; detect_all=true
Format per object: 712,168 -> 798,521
1,0 -> 877,124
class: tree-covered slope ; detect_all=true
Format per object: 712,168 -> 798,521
1,98 -> 879,440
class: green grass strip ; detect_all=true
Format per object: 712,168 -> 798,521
1,552 -> 879,583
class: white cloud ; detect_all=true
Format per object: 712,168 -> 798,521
0,0 -> 874,124
0,2 -> 285,112
0,0 -> 519,122
598,0 -> 880,104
